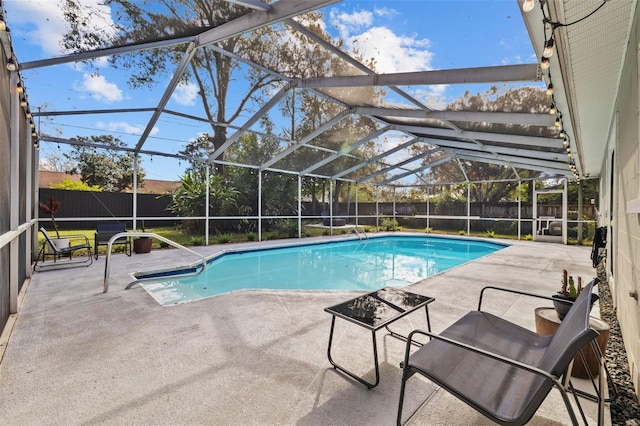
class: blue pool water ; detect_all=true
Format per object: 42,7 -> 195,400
138,235 -> 507,305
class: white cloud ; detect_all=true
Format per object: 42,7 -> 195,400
348,26 -> 433,73
330,9 -> 374,40
374,7 -> 399,18
329,8 -> 433,74
75,73 -> 123,103
171,81 -> 199,106
95,121 -> 159,136
409,86 -> 448,110
4,0 -> 115,57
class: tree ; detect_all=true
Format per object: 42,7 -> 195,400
40,152 -> 76,173
168,169 -> 240,234
64,135 -> 144,192
411,85 -> 550,201
62,0 -> 288,174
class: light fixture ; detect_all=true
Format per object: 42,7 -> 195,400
26,110 -> 32,119
0,17 -> 6,32
522,0 -> 535,12
554,117 -> 561,127
546,83 -> 554,96
540,56 -> 550,70
6,58 -> 16,71
559,130 -> 565,138
566,147 -> 571,154
16,82 -> 23,94
563,137 -> 569,146
549,103 -> 556,115
543,38 -> 555,58
30,122 -> 35,129
20,97 -> 27,108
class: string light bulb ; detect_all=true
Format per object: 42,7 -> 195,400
546,83 -> 554,96
522,0 -> 535,12
0,17 -> 6,32
6,58 -> 16,71
540,56 -> 550,70
554,117 -> 561,127
20,98 -> 27,108
16,82 -> 23,94
563,137 -> 569,147
549,103 -> 556,115
543,38 -> 555,58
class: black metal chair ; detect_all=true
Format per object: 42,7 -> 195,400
94,223 -> 132,259
35,227 -> 93,271
397,280 -> 603,426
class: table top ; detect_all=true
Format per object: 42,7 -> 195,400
325,287 -> 434,330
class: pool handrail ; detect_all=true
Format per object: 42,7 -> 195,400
103,232 -> 207,293
353,226 -> 369,240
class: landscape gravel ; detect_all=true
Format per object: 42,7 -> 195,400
598,281 -> 640,425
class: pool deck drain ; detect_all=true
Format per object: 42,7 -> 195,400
0,233 -> 609,425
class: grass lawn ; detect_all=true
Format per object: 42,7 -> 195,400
36,224 -> 592,259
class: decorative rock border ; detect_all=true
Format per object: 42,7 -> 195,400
598,281 -> 640,424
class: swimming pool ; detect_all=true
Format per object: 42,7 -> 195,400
137,235 -> 507,305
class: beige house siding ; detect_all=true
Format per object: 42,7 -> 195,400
606,2 -> 640,396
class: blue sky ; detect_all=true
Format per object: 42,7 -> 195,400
4,0 -> 538,182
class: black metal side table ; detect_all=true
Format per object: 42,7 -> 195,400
325,287 -> 434,388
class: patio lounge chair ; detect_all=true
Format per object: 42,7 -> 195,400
35,227 -> 93,271
397,279 -> 602,426
95,222 -> 132,259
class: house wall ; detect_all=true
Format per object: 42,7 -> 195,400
605,2 -> 640,396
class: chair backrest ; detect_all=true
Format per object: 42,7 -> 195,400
540,279 -> 599,376
96,223 -> 126,233
39,227 -> 57,251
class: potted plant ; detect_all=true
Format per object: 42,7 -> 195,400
38,196 -> 70,253
133,220 -> 152,254
552,270 -> 599,320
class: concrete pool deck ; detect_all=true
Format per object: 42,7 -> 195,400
0,233 -> 610,425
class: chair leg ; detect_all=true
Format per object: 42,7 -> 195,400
397,369 -> 411,426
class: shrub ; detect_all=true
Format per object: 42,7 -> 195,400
381,217 -> 398,231
190,236 -> 205,246
523,234 -> 533,240
458,230 -> 466,235
485,230 -> 495,238
246,232 -> 256,241
216,233 -> 233,244
425,227 -> 433,233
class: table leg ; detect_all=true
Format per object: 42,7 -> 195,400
327,315 -> 380,389
384,305 -> 432,345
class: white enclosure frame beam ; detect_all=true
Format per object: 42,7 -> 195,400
357,147 -> 441,183
379,155 -> 455,185
209,86 -> 290,161
300,126 -> 391,175
355,107 -> 556,127
395,125 -> 564,150
333,137 -> 421,179
292,64 -> 541,89
261,108 -> 353,170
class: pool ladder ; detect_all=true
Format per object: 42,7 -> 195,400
102,232 -> 207,293
353,226 -> 369,240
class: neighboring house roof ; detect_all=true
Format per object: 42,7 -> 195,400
38,171 -> 179,194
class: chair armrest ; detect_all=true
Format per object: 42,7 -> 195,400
402,329 -> 562,386
477,286 -> 558,311
63,234 -> 91,245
